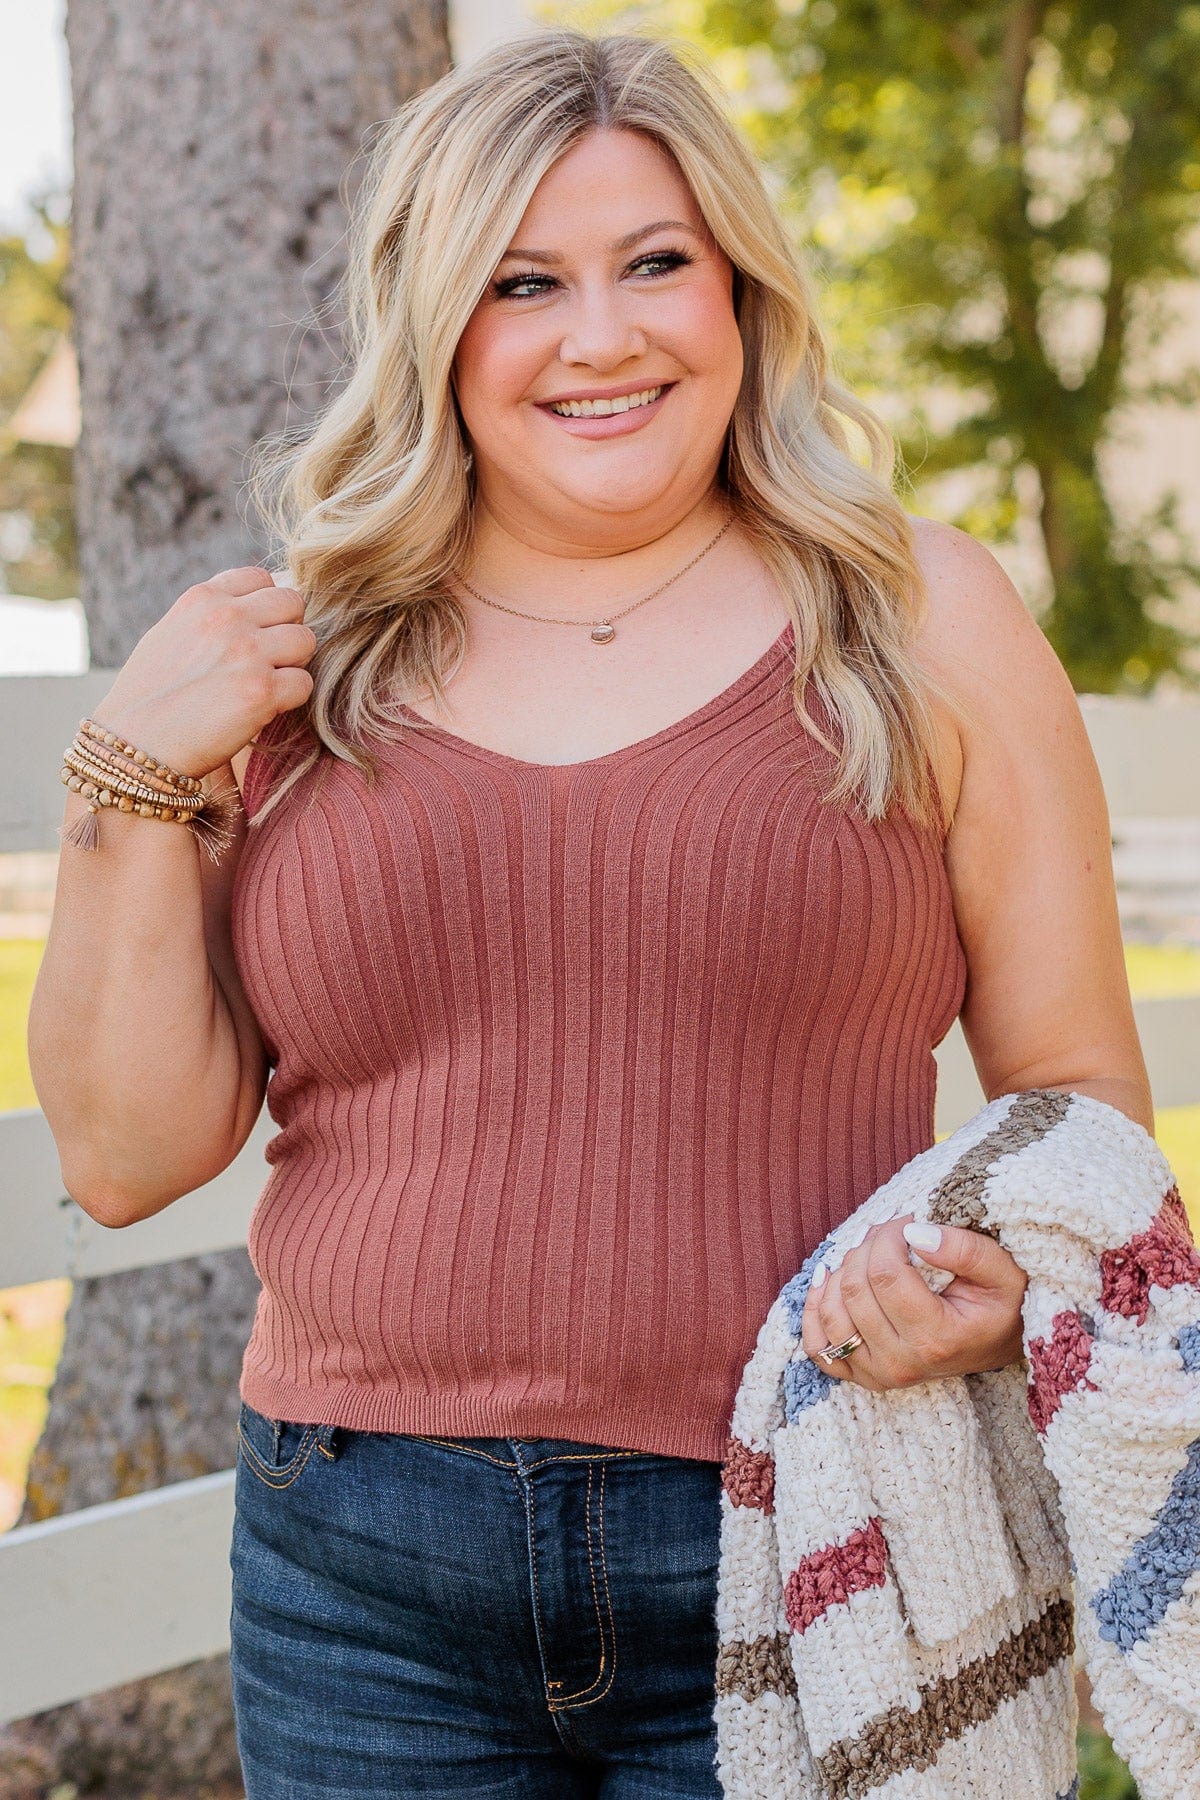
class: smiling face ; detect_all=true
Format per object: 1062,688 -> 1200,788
451,127 -> 745,547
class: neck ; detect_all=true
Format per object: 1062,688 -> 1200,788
463,490 -> 734,616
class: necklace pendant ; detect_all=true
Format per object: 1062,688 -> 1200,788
590,622 -> 616,645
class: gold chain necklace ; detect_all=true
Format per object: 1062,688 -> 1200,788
456,513 -> 734,645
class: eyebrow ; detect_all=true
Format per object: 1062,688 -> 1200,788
498,220 -> 700,265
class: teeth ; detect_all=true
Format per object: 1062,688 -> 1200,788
548,385 -> 665,418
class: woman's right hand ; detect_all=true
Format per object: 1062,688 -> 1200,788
87,565 -> 318,779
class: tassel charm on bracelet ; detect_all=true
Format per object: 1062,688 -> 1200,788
58,717 -> 243,864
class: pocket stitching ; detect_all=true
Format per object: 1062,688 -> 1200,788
237,1420 -> 321,1488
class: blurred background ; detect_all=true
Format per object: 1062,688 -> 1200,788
1,2 -> 1197,1794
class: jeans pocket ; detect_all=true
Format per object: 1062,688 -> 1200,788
236,1400 -> 325,1489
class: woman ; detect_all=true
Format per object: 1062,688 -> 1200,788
29,28 -> 1152,1799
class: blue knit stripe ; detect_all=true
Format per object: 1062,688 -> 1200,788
1177,1323 -> 1200,1372
785,1354 -> 835,1419
1090,1434 -> 1200,1649
781,1236 -> 839,1338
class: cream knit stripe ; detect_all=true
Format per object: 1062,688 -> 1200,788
793,1579 -> 1073,1772
727,1298 -> 794,1449
1082,1618 -> 1200,1800
773,1397 -> 880,1549
782,1582 -> 920,1758
1115,1564 -> 1200,1716
844,1379 -> 1023,1645
981,1092 -> 1175,1248
715,1495 -> 789,1642
712,1691 -> 811,1800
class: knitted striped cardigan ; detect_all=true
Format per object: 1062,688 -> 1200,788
714,1087 -> 1200,1800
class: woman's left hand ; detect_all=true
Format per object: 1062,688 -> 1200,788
799,1216 -> 1028,1391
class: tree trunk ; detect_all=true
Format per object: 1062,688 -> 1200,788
2,2 -> 449,1793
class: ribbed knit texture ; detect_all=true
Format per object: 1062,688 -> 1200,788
230,620 -> 966,1461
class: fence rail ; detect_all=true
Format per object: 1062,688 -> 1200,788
1,671 -> 1198,1724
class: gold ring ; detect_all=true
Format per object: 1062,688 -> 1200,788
818,1332 -> 864,1365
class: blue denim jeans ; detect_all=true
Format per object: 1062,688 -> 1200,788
229,1401 -> 726,1796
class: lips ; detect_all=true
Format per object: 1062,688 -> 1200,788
535,381 -> 676,437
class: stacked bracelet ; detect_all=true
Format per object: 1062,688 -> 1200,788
59,717 -> 243,864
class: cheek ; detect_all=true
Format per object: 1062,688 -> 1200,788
665,279 -> 743,387
453,313 -> 546,432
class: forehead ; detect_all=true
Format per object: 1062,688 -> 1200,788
510,128 -> 704,248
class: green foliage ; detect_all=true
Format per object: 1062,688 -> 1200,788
0,187 -> 77,600
693,0 -> 1200,692
1079,1724 -> 1139,1798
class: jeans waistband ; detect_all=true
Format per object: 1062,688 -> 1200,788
405,1433 -> 682,1474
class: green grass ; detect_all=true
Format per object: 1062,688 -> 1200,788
1,937 -> 1196,1788
1079,1725 -> 1139,1799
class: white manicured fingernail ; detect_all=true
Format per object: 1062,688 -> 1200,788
903,1222 -> 942,1252
811,1261 -> 828,1289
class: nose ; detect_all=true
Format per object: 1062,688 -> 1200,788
558,281 -> 649,371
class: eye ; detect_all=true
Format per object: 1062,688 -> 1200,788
629,249 -> 694,277
492,269 -> 556,300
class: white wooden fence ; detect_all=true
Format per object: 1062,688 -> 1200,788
1,670 -> 1198,1724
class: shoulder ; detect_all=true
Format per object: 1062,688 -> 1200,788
904,516 -> 1086,829
906,515 -> 1076,720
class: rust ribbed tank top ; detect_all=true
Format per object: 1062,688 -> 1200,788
230,619 -> 966,1461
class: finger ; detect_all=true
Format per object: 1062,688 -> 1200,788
800,1263 -> 841,1367
270,665 -> 316,713
242,584 -> 309,627
830,1246 -> 905,1367
901,1221 -> 1028,1303
861,1220 -> 950,1341
257,621 -> 319,669
201,565 -> 276,597
798,1226 -> 903,1376
801,1263 -> 854,1380
813,1260 -> 875,1384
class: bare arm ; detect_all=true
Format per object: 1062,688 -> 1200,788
26,566 -> 315,1227
28,752 -> 264,1225
917,518 -> 1154,1133
801,517 -> 1154,1389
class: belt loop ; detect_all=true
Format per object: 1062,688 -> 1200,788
316,1422 -> 343,1460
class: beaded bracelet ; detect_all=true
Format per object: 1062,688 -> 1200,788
59,717 -> 242,863
77,716 -> 205,794
61,745 -> 206,816
71,731 -> 200,802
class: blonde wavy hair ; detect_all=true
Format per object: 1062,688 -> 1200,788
246,26 -> 965,834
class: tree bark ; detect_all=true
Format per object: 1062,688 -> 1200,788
2,2 -> 449,1792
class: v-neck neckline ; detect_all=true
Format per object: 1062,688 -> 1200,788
386,619 -> 795,774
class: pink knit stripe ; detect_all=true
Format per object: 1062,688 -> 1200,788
720,1434 -> 776,1512
783,1516 -> 889,1633
1027,1311 -> 1097,1434
1099,1187 -> 1200,1325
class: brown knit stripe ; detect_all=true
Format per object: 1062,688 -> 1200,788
926,1088 -> 1071,1235
813,1592 -> 1074,1800
715,1632 -> 799,1702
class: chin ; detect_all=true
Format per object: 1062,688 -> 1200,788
557,480 -> 683,520
549,458 -> 692,512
